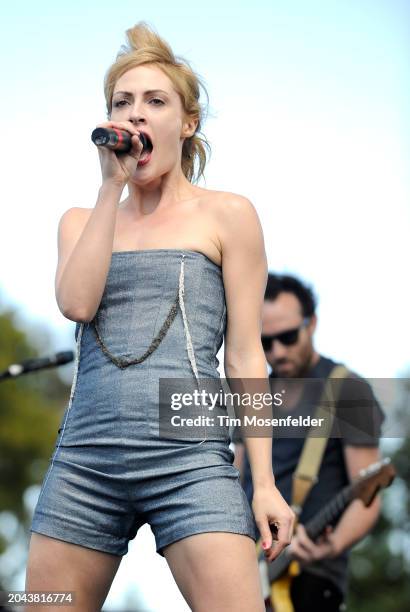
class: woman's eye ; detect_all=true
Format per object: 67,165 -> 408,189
113,100 -> 127,107
149,98 -> 164,106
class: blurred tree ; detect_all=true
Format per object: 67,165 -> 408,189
347,375 -> 410,611
0,302 -> 147,611
0,304 -> 72,589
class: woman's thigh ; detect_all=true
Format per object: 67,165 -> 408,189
25,533 -> 122,612
163,532 -> 265,612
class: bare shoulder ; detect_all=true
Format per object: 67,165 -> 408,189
56,207 -> 93,282
201,189 -> 263,248
58,206 -> 93,228
201,189 -> 257,217
57,207 -> 93,252
205,191 -> 267,357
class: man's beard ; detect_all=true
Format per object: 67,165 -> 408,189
271,348 -> 313,378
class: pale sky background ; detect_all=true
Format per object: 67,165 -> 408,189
1,0 -> 409,610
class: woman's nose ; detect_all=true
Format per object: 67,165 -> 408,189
128,110 -> 146,125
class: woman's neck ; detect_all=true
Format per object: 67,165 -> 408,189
124,172 -> 197,217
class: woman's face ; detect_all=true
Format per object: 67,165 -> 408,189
110,64 -> 194,183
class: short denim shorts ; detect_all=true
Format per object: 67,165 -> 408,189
31,438 -> 257,556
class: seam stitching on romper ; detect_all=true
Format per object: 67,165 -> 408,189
36,322 -> 84,505
213,300 -> 226,370
178,254 -> 207,444
141,256 -> 171,464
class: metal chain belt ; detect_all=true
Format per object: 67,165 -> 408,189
91,289 -> 180,370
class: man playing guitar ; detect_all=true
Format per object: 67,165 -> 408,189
233,274 -> 386,611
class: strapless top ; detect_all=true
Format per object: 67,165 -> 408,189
60,249 -> 228,446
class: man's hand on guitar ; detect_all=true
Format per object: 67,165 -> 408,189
289,524 -> 340,563
252,483 -> 295,562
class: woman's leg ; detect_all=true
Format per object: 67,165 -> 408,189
163,532 -> 265,612
24,533 -> 122,612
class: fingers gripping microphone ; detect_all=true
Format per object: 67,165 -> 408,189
91,127 -> 148,153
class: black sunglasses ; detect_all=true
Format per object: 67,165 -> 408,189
261,317 -> 311,351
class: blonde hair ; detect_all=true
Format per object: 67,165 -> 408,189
104,22 -> 210,183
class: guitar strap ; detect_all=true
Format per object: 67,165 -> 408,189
264,365 -> 350,610
291,364 -> 350,516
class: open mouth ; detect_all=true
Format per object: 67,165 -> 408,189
140,133 -> 153,154
137,133 -> 154,167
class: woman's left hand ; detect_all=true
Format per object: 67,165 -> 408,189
252,482 -> 295,562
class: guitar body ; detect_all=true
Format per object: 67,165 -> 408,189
257,460 -> 395,611
270,573 -> 294,612
256,458 -> 396,612
270,561 -> 300,612
258,540 -> 300,612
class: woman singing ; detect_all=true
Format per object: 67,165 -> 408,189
25,22 -> 294,611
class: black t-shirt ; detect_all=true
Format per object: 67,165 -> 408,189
234,355 -> 385,595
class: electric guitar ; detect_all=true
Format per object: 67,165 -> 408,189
259,458 -> 396,612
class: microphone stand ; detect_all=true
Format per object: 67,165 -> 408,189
0,351 -> 74,382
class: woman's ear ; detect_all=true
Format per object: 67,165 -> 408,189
181,116 -> 198,138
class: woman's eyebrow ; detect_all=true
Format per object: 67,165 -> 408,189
113,89 -> 169,97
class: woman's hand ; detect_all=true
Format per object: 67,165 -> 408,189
95,120 -> 144,188
252,482 -> 295,562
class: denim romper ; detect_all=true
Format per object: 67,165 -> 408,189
30,249 -> 257,557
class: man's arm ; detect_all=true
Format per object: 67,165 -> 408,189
290,445 -> 382,562
326,445 -> 381,555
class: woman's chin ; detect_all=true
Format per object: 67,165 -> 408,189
129,160 -> 178,187
129,169 -> 162,188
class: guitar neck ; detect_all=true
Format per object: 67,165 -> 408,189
305,484 -> 353,540
267,459 -> 395,584
268,483 -> 353,583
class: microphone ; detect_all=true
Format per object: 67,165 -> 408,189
91,127 -> 148,153
0,351 -> 74,381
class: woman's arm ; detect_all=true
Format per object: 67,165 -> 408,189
216,193 -> 295,560
55,119 -> 143,322
55,183 -> 123,322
